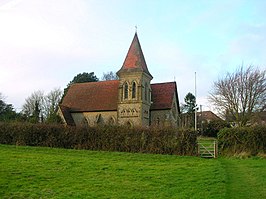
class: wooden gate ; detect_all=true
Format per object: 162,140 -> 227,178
198,139 -> 218,158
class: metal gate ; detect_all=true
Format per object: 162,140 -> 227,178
198,139 -> 218,158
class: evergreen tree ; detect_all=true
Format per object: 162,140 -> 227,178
0,93 -> 19,121
184,92 -> 197,113
62,72 -> 99,101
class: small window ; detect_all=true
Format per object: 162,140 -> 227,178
132,82 -> 136,99
124,83 -> 128,99
126,121 -> 133,128
108,117 -> 115,125
81,117 -> 89,127
156,117 -> 160,126
96,114 -> 104,126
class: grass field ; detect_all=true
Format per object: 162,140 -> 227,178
0,145 -> 265,198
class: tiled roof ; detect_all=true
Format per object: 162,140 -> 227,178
61,80 -> 119,112
151,82 -> 178,110
60,81 -> 178,112
197,111 -> 222,121
117,33 -> 152,78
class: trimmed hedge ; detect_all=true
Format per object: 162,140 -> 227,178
0,123 -> 197,156
201,120 -> 231,137
218,125 -> 266,156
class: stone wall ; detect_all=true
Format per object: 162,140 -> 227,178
71,111 -> 117,126
150,109 -> 177,127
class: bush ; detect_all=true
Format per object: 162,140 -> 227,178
218,125 -> 266,156
202,120 -> 230,137
0,123 -> 197,156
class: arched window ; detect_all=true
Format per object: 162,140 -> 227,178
124,83 -> 128,99
132,82 -> 136,99
81,117 -> 89,127
144,83 -> 148,101
95,114 -> 104,126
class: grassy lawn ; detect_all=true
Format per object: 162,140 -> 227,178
221,158 -> 266,198
0,145 -> 265,198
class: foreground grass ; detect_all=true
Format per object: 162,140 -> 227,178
0,145 -> 265,198
221,158 -> 266,198
0,145 -> 225,198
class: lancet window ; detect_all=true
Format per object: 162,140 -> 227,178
124,82 -> 128,99
132,82 -> 136,99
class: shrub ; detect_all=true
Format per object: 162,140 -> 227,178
202,120 -> 230,137
218,125 -> 266,156
0,122 -> 197,156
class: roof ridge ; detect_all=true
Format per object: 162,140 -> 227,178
151,81 -> 176,85
72,80 -> 119,85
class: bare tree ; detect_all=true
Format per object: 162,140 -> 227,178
209,65 -> 266,126
43,88 -> 62,119
22,88 -> 63,123
22,90 -> 45,122
101,71 -> 118,81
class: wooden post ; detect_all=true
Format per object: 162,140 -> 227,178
214,140 -> 218,158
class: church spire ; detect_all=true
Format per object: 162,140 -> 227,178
117,33 -> 152,78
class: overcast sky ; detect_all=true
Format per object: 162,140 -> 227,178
0,0 -> 265,112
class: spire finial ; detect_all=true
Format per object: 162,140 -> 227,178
135,25 -> 137,33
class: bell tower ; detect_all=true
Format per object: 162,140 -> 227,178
117,33 -> 153,127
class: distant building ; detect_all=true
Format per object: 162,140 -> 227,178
58,33 -> 180,127
180,111 -> 222,128
225,111 -> 266,126
198,111 -> 222,124
251,111 -> 266,125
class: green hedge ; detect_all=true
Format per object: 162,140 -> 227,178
0,123 -> 197,156
201,120 -> 231,137
218,125 -> 266,156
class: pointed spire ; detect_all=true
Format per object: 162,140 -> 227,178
117,33 -> 152,78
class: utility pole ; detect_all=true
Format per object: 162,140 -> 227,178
195,72 -> 197,132
200,105 -> 203,135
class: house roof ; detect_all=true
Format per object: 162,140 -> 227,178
117,33 -> 152,78
151,82 -> 178,110
197,111 -> 222,121
61,81 -> 178,112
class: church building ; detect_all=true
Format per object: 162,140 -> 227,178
58,33 -> 180,127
